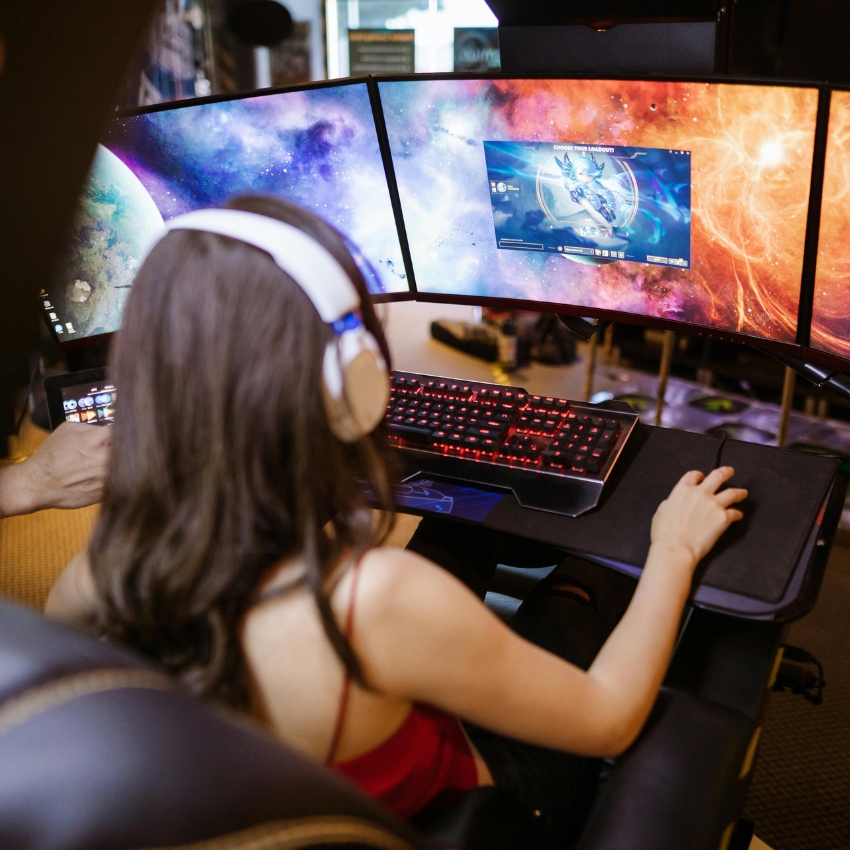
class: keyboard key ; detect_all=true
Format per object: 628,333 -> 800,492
446,433 -> 463,444
555,399 -> 569,412
416,418 -> 429,427
463,435 -> 480,447
468,426 -> 500,437
387,423 -> 432,442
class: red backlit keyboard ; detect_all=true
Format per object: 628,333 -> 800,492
384,370 -> 639,517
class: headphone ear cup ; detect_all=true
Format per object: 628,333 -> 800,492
322,330 -> 389,443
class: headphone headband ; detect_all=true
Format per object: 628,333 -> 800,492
161,209 -> 361,322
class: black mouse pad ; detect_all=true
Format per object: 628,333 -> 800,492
484,424 -> 839,603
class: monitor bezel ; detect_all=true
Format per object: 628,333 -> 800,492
372,71 -> 833,356
803,84 -> 850,369
47,75 -> 415,350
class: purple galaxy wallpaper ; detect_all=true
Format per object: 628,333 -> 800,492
379,78 -> 818,343
104,82 -> 408,294
51,82 -> 409,342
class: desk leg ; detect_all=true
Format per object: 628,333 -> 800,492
654,330 -> 676,427
778,366 -> 796,448
583,334 -> 598,403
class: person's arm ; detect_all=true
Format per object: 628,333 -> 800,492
0,422 -> 110,518
350,467 -> 746,759
45,548 -> 98,628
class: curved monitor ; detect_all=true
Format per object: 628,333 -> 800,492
43,79 -> 411,345
377,75 -> 821,349
808,88 -> 850,362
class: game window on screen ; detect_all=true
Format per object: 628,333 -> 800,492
484,141 -> 691,268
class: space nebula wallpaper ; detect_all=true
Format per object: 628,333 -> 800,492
810,90 -> 850,360
52,81 -> 408,341
379,78 -> 819,344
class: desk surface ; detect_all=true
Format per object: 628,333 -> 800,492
394,424 -> 844,621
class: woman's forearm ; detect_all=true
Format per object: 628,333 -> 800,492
584,543 -> 695,754
0,462 -> 37,518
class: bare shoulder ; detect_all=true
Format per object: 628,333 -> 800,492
346,546 -> 473,623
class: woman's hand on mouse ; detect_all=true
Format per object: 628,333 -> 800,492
650,466 -> 747,570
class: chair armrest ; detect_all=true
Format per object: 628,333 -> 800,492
411,787 -> 531,850
577,688 -> 754,850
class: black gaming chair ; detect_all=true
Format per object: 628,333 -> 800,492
0,597 -> 756,850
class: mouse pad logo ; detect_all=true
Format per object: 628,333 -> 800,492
483,141 -> 691,270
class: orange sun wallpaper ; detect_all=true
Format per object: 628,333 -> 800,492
810,89 -> 850,358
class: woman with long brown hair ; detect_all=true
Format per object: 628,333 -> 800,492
48,196 -> 746,848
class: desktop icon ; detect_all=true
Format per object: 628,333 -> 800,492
54,324 -> 64,334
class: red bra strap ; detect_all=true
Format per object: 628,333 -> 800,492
325,550 -> 367,766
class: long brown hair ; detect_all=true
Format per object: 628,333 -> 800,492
88,196 -> 397,706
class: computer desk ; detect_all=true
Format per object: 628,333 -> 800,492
382,302 -> 847,846
386,423 -> 847,850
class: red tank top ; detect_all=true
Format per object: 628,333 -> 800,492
326,552 -> 479,819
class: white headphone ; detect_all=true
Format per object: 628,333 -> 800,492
148,208 -> 390,442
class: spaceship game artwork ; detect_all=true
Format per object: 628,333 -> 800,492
483,141 -> 691,269
379,78 -> 819,344
49,81 -> 408,342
